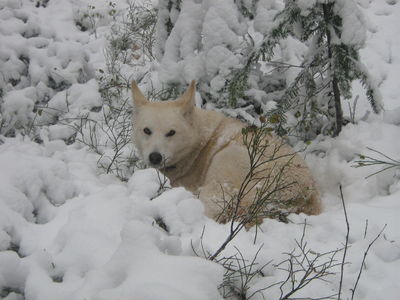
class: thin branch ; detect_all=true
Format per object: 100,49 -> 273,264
338,185 -> 350,300
351,224 -> 387,300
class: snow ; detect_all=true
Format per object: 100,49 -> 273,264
253,0 -> 282,36
158,0 -> 247,101
334,0 -> 367,47
1,0 -> 400,300
0,137 -> 222,300
2,89 -> 35,130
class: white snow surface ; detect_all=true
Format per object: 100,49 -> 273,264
1,0 -> 400,300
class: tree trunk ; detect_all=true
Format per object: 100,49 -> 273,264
323,3 -> 343,136
332,76 -> 343,135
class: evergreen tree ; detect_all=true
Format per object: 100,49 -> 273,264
153,0 -> 382,139
259,0 -> 383,138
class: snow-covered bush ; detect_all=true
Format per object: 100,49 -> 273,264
75,0 -> 158,180
154,0 -> 286,119
0,0 -> 155,180
0,0 -> 96,140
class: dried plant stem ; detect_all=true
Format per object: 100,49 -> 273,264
338,185 -> 350,300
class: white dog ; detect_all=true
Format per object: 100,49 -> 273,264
131,81 -> 320,223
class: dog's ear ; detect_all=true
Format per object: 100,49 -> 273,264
131,81 -> 148,109
178,80 -> 196,116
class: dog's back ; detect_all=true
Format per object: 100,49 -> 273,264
174,111 -> 320,223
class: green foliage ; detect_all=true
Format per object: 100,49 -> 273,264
260,0 -> 382,139
226,62 -> 251,107
355,148 -> 400,178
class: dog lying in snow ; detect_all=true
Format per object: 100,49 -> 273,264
131,81 -> 320,223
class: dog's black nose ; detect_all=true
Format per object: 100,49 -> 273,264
149,152 -> 162,165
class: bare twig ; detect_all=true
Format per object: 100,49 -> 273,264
351,224 -> 387,300
218,244 -> 271,299
209,124 -> 299,261
338,185 -> 350,300
276,222 -> 341,300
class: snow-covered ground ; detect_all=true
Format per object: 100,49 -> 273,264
1,0 -> 400,299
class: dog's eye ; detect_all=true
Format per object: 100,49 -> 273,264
166,129 -> 176,137
143,127 -> 152,135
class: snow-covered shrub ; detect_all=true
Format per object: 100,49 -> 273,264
154,0 -> 286,120
0,0 -> 96,140
74,4 -> 107,38
1,88 -> 35,137
0,0 -> 154,179
74,0 -> 158,180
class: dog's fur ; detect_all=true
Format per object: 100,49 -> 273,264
131,81 -> 320,222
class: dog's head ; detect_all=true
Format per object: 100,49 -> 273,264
131,81 -> 201,169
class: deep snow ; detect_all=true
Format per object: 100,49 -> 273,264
1,0 -> 400,300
